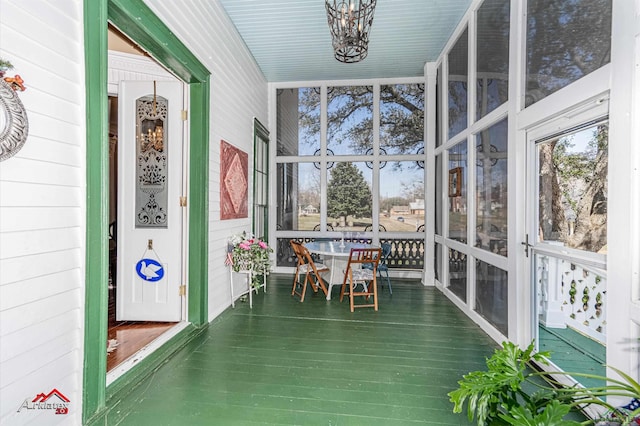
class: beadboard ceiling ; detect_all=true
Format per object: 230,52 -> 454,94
217,0 -> 473,82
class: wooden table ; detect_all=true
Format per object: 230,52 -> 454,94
304,241 -> 370,300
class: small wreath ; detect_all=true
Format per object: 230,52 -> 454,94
0,78 -> 29,161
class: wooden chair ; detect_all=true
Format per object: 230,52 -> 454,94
339,247 -> 382,312
290,240 -> 329,302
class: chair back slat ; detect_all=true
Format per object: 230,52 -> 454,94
346,247 -> 381,269
340,247 -> 382,311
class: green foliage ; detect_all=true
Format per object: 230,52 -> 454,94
327,162 -> 372,219
499,400 -> 582,426
449,341 -> 557,426
450,340 -> 640,426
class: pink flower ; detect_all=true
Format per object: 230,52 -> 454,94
239,243 -> 251,250
258,241 -> 268,249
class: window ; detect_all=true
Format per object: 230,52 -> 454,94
435,154 -> 443,236
448,28 -> 468,139
327,162 -> 372,231
380,84 -> 424,155
449,248 -> 467,302
436,65 -> 442,147
276,162 -> 319,231
327,86 -> 373,155
276,82 -> 426,268
379,162 -> 425,232
475,118 -> 508,256
476,261 -> 508,335
448,141 -> 468,243
525,0 -> 612,107
537,121 -> 608,254
253,119 -> 269,240
276,87 -> 320,156
476,0 -> 510,120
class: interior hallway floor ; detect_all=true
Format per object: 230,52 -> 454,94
107,321 -> 177,372
106,274 -> 500,425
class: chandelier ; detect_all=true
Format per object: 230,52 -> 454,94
325,0 -> 377,63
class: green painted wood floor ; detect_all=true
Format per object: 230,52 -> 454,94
108,275 -> 499,425
539,325 -> 606,390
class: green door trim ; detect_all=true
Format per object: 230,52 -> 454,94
83,0 -> 210,423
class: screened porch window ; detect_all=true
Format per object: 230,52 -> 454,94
475,118 -> 508,256
275,82 -> 425,269
525,0 -> 612,107
327,161 -> 372,231
448,27 -> 468,139
448,142 -> 467,244
476,0 -> 510,120
275,162 -> 319,231
379,162 -> 425,233
327,86 -> 373,156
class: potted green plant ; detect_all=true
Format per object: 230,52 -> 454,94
448,340 -> 640,425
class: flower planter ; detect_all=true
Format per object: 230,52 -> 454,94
228,232 -> 273,308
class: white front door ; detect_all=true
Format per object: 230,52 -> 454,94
116,80 -> 185,322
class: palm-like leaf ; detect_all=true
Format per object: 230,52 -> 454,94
449,341 -> 551,425
499,400 -> 582,426
450,340 -> 640,425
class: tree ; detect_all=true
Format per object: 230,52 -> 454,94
401,180 -> 424,202
379,84 -> 424,154
299,84 -> 424,156
327,162 -> 372,219
298,188 -> 320,213
539,125 -> 608,253
380,196 -> 406,215
298,166 -> 321,212
525,0 -> 612,106
563,125 -> 608,252
539,141 -> 564,240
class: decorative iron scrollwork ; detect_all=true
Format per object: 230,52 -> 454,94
313,148 -> 335,169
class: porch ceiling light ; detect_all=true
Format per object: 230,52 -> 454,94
325,0 -> 377,63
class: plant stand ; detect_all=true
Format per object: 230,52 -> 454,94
229,265 -> 267,309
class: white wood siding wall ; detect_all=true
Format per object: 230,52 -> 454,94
107,51 -> 176,95
143,0 -> 269,320
0,0 -> 85,425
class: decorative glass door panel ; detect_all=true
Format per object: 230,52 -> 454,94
136,95 -> 168,228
